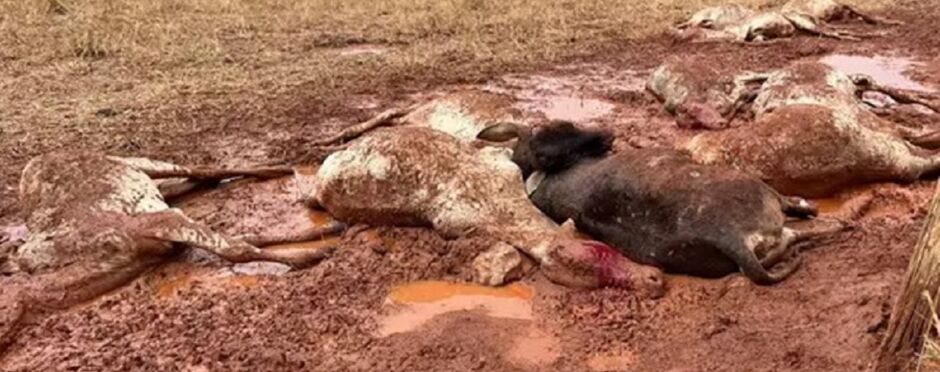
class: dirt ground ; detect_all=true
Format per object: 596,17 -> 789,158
3,1 -> 940,371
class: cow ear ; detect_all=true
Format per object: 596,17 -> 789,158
477,122 -> 531,142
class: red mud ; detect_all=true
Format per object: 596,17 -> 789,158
3,4 -> 940,372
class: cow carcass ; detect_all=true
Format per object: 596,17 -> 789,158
0,152 -> 341,351
478,121 -> 826,284
683,104 -> 940,198
304,126 -> 666,296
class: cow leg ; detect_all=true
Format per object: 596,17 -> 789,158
905,130 -> 940,150
759,225 -> 838,269
905,153 -> 940,180
766,247 -> 802,279
786,15 -> 863,40
759,238 -> 796,268
129,209 -> 334,268
866,84 -> 940,113
845,5 -> 903,25
808,25 -> 865,41
765,198 -> 867,270
235,221 -> 347,247
309,107 -> 412,146
0,255 -> 160,353
784,216 -> 851,248
753,249 -> 802,284
779,195 -> 818,219
722,237 -> 802,285
108,156 -> 293,180
156,178 -> 217,199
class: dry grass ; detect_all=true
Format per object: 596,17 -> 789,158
0,0 -> 894,130
2,0 -> 877,133
921,293 -> 940,371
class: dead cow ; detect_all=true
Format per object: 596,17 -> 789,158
748,60 -> 940,147
752,61 -> 938,121
781,0 -> 900,25
673,0 -> 896,43
646,58 -> 768,129
731,10 -> 865,42
0,152 -> 342,351
683,104 -> 940,198
675,5 -> 755,31
400,90 -> 524,141
478,121 -> 821,284
304,126 -> 666,296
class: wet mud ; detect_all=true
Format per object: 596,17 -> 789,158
3,5 -> 940,372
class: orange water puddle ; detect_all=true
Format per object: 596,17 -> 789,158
804,182 -> 924,220
810,197 -> 845,215
264,236 -> 342,252
156,271 -> 261,300
518,95 -> 615,123
389,280 -> 534,303
262,208 -> 344,250
378,280 -> 535,337
806,183 -> 886,216
308,209 -> 335,227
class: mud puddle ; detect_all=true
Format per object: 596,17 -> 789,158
820,54 -> 934,92
517,95 -> 616,123
812,196 -> 849,215
377,280 -> 535,336
265,235 -> 341,251
155,267 -> 263,300
486,66 -> 647,123
809,183 -> 921,219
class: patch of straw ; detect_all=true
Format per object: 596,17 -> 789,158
918,292 -> 940,372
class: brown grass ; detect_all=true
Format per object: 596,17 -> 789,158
921,293 -> 940,371
0,0 -> 890,133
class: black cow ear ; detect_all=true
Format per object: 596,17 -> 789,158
477,123 -> 530,142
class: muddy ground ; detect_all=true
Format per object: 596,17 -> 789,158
3,3 -> 940,372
